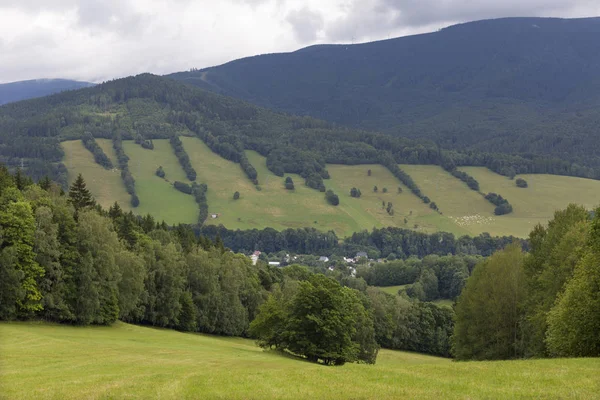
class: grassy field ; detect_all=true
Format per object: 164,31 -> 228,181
61,140 -> 600,237
400,165 -> 502,236
376,286 -> 454,308
459,167 -> 600,237
122,140 -> 198,224
376,285 -> 408,296
325,165 -> 468,236
181,137 -> 397,237
1,322 -> 599,399
61,140 -> 131,210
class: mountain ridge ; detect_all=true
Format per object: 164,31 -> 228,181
169,16 -> 600,168
0,78 -> 95,105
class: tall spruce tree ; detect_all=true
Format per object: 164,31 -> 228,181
68,174 -> 95,210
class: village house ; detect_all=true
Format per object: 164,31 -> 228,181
250,251 -> 261,266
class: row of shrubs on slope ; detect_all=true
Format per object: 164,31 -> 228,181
380,154 -> 431,204
0,167 -> 455,363
112,132 -> 139,207
485,193 -> 513,215
442,163 -> 515,215
82,132 -> 113,169
169,136 -> 197,181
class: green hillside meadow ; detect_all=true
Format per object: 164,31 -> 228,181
1,322 -> 598,400
61,138 -> 600,238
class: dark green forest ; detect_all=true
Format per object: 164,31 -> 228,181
171,17 -> 600,171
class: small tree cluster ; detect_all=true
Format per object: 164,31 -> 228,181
156,166 -> 165,178
285,176 -> 294,190
386,202 -> 394,215
174,181 -> 193,195
516,178 -> 528,188
485,192 -> 513,215
325,190 -> 339,206
350,187 -> 362,198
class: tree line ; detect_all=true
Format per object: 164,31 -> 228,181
197,225 -> 524,259
453,204 -> 600,359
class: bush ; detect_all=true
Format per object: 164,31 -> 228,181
174,181 -> 193,195
516,178 -> 528,188
350,187 -> 361,198
285,176 -> 294,190
233,191 -> 240,200
325,190 -> 339,206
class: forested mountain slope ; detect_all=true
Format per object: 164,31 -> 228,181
0,79 -> 94,105
170,17 -> 600,168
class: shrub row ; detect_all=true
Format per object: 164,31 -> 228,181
169,135 -> 196,181
82,132 -> 113,169
112,132 -> 139,207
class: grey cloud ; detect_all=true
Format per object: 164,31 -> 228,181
76,0 -> 146,36
0,0 -> 75,11
286,7 -> 324,42
326,0 -> 600,41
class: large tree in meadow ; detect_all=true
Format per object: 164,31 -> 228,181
250,274 -> 378,365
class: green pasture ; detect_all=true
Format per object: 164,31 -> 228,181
61,140 -> 131,211
1,322 -> 598,400
122,140 -> 198,224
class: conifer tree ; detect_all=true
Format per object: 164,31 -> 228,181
68,174 -> 95,210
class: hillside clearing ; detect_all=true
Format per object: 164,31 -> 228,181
181,137 -> 387,237
122,140 -> 198,224
459,167 -> 600,237
61,141 -> 600,238
61,140 -> 131,210
1,322 -> 598,400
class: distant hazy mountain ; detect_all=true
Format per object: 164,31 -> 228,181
0,79 -> 95,105
170,17 -> 600,168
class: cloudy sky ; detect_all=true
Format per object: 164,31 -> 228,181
0,0 -> 598,83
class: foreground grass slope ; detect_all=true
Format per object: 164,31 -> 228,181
1,322 -> 598,400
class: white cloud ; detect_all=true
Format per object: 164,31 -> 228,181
0,0 -> 598,82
